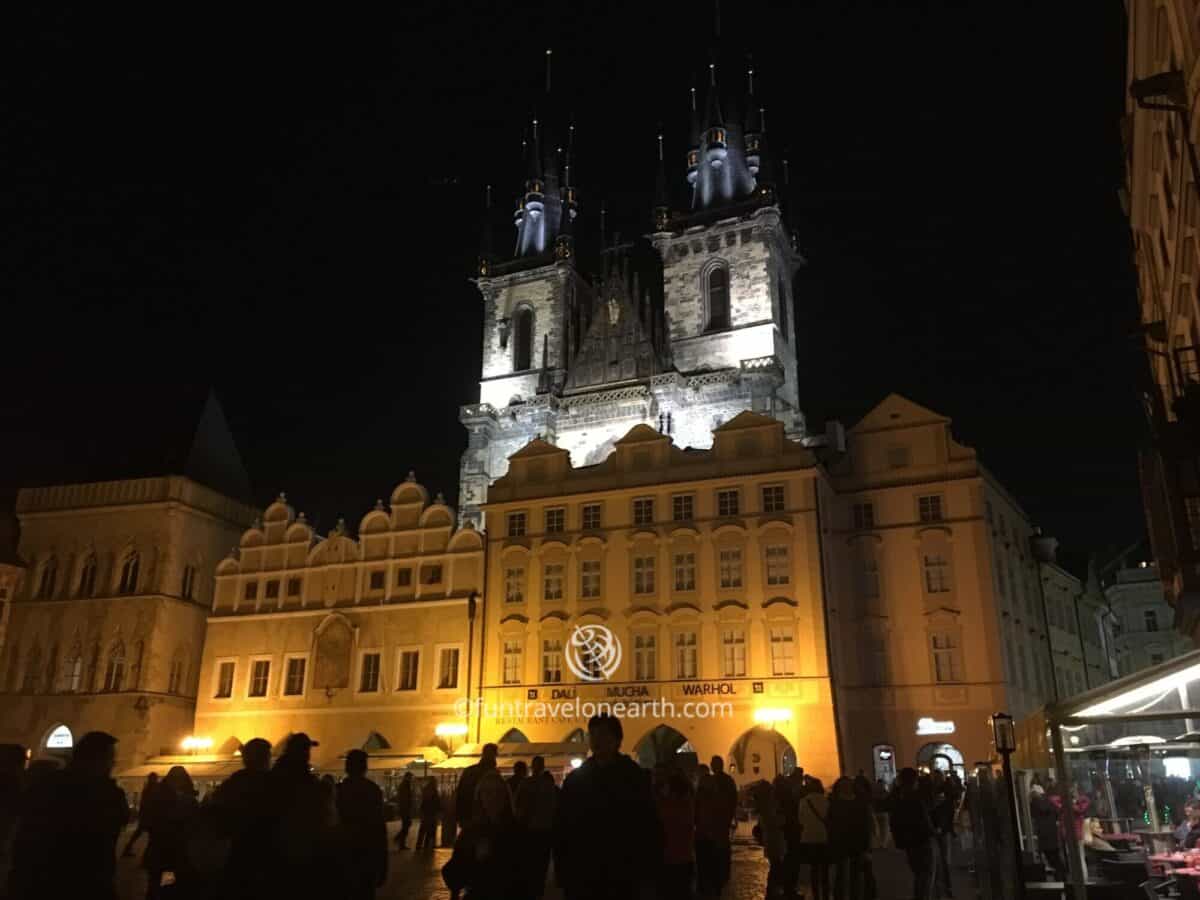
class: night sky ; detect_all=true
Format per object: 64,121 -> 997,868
3,3 -> 1141,566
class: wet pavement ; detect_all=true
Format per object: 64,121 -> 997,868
113,822 -> 977,900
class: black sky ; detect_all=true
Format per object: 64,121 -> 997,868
2,2 -> 1143,563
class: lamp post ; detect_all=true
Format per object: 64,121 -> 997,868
992,712 -> 1026,900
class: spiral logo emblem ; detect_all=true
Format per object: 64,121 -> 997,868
564,624 -> 622,682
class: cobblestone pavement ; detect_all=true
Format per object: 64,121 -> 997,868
114,823 -> 977,900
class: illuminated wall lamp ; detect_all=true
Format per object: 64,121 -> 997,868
434,722 -> 469,738
753,708 -> 793,725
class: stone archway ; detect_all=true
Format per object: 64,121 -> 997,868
633,724 -> 693,769
917,741 -> 965,776
728,726 -> 797,786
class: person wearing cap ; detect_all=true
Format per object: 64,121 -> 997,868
336,750 -> 388,899
8,731 -> 128,900
553,714 -> 659,900
210,738 -> 273,899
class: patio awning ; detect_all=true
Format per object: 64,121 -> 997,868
117,759 -> 243,779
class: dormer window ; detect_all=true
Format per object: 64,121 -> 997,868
706,266 -> 730,331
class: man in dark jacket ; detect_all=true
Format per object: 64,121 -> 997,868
890,768 -> 936,900
394,771 -> 415,850
515,755 -> 558,899
211,738 -> 273,899
553,714 -> 659,900
8,731 -> 128,900
336,750 -> 388,899
454,742 -> 497,829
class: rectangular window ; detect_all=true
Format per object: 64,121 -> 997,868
580,560 -> 601,599
633,556 -> 656,595
544,507 -> 565,534
672,494 -> 695,522
284,657 -> 306,696
249,659 -> 270,698
359,652 -> 381,693
719,548 -> 744,588
770,627 -> 797,675
437,647 -> 460,689
721,628 -> 746,677
287,577 -> 302,597
396,568 -> 412,587
507,512 -> 527,537
931,633 -> 963,683
181,565 -> 196,601
397,650 -> 420,691
852,502 -> 875,530
543,639 -> 563,684
543,564 -> 564,601
505,567 -> 526,604
582,504 -> 602,530
265,580 -> 280,600
923,554 -> 951,593
1145,610 -> 1159,632
633,497 -> 655,526
634,634 -> 657,680
215,661 -> 235,699
761,485 -> 786,514
717,489 -> 740,517
243,582 -> 258,602
368,571 -> 385,590
918,494 -> 944,522
502,640 -> 523,685
674,631 -> 699,679
423,565 -> 443,585
673,553 -> 696,592
765,545 -> 790,585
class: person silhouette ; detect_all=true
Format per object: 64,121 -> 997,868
210,737 -> 273,900
336,750 -> 388,900
394,771 -> 415,850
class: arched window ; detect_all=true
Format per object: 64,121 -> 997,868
103,642 -> 125,692
777,275 -> 790,342
78,555 -> 97,598
118,553 -> 140,595
168,652 -> 186,695
36,558 -> 57,599
706,266 -> 730,331
513,307 -> 534,372
64,652 -> 83,693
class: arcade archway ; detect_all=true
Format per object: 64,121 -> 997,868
41,724 -> 73,762
728,727 -> 796,785
917,741 -> 964,777
633,725 -> 695,769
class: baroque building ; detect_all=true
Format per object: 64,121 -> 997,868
459,63 -> 801,527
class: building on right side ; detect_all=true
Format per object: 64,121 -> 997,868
1100,546 -> 1194,675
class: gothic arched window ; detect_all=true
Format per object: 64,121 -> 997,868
777,275 -> 790,343
78,555 -> 97,598
706,266 -> 730,331
513,307 -> 534,372
118,553 -> 140,595
36,558 -> 57,599
64,650 -> 83,693
103,642 -> 125,692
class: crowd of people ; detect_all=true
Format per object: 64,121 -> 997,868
0,716 -> 971,900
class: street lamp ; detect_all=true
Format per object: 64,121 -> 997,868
991,712 -> 1026,900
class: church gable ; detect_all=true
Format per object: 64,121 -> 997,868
849,393 -> 949,434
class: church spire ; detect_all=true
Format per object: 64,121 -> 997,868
654,129 -> 670,230
478,184 -> 494,276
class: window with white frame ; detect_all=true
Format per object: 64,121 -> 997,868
852,502 -> 874,530
265,579 -> 280,600
368,571 -> 385,591
762,484 -> 786,513
214,661 -> 235,698
580,560 -> 601,599
918,494 -> 944,522
930,632 -> 963,683
502,639 -> 523,685
249,659 -> 271,697
721,628 -> 746,677
437,647 -> 460,689
397,649 -> 420,691
717,489 -> 740,517
765,545 -> 790,585
396,569 -> 412,588
543,564 -> 564,601
674,553 -> 696,592
672,494 -> 694,521
542,639 -> 563,683
719,548 -> 744,588
674,631 -> 698,679
633,497 -> 655,527
770,627 -> 796,675
243,582 -> 258,602
505,567 -> 526,604
634,634 -> 656,680
359,652 -> 381,693
544,507 -> 565,534
633,556 -> 656,594
923,554 -> 951,593
507,512 -> 527,537
582,504 -> 602,530
284,657 -> 307,696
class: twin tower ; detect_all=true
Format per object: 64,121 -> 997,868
458,60 -> 804,526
